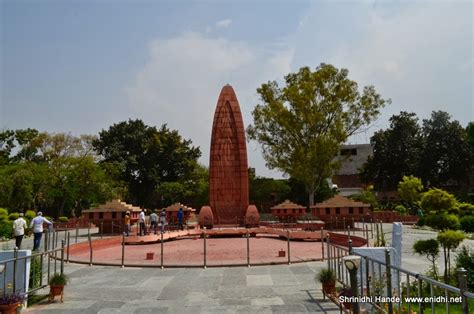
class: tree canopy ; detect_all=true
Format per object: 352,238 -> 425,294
93,119 -> 201,209
247,64 -> 388,205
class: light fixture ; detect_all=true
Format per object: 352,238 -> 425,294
343,255 -> 361,271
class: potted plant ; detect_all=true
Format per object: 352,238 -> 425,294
48,273 -> 69,303
0,292 -> 26,314
338,286 -> 353,310
316,268 -> 336,296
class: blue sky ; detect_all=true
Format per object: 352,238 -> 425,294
1,0 -> 473,178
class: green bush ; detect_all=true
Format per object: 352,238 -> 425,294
58,216 -> 69,223
394,205 -> 407,215
460,216 -> 474,233
0,219 -> 13,239
0,208 -> 8,220
8,212 -> 19,220
455,246 -> 474,291
416,217 -> 426,227
29,256 -> 42,289
425,212 -> 460,231
49,273 -> 69,286
316,268 -> 336,284
458,203 -> 474,217
25,210 -> 36,221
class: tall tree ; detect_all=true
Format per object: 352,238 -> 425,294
420,111 -> 472,188
247,64 -> 388,206
361,112 -> 423,191
93,119 -> 201,208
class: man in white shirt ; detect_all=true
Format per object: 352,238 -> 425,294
29,211 -> 52,251
138,209 -> 146,236
13,213 -> 27,249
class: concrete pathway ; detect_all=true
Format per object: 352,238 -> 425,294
24,262 -> 341,313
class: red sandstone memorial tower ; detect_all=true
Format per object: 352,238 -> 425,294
209,85 -> 249,225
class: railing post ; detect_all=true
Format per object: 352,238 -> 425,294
246,229 -> 250,267
75,223 -> 79,243
60,240 -> 65,275
458,267 -> 469,314
335,217 -> 338,229
13,247 -> 18,292
160,231 -> 164,269
320,227 -> 324,261
370,218 -> 373,238
88,231 -> 93,266
343,217 -> 346,231
203,227 -> 207,269
121,232 -> 125,268
67,231 -> 70,263
365,258 -> 370,297
348,239 -> 353,255
101,221 -> 103,239
365,225 -> 369,247
44,230 -> 49,252
111,221 -> 114,235
326,234 -> 331,270
385,249 -> 393,314
287,229 -> 291,265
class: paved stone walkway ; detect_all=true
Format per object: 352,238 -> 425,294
25,262 -> 341,313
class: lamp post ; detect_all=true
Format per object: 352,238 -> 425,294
343,255 -> 361,314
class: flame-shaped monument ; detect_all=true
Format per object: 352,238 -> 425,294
209,85 -> 249,225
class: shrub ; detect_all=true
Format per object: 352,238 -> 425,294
394,205 -> 407,215
455,246 -> 474,291
0,219 -> 13,239
0,208 -> 8,220
458,203 -> 474,217
460,216 -> 474,233
416,217 -> 426,227
0,292 -> 26,305
29,256 -> 42,289
58,216 -> 69,223
25,210 -> 36,221
316,268 -> 336,284
49,273 -> 69,286
8,213 -> 19,221
425,212 -> 460,231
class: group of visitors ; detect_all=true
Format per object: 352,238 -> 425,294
12,211 -> 52,251
132,207 -> 185,236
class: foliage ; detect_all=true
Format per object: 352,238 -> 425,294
58,216 -> 69,223
25,210 -> 36,221
249,176 -> 291,211
49,273 -> 69,286
362,111 -> 473,191
420,111 -> 473,188
93,119 -> 201,209
8,213 -> 19,220
0,292 -> 26,305
420,188 -> 458,214
349,185 -> 378,209
361,112 -> 422,191
425,212 -> 460,231
397,175 -> 423,211
247,64 -> 388,205
437,230 -> 465,283
458,203 -> 474,217
0,218 -> 13,239
455,246 -> 474,290
29,256 -> 42,289
316,268 -> 336,284
0,208 -> 8,220
394,205 -> 407,215
413,239 -> 439,279
460,216 -> 474,233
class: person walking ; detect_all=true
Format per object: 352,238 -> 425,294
12,213 -> 27,249
29,212 -> 52,251
139,209 -> 146,236
124,211 -> 131,236
159,209 -> 167,233
150,210 -> 158,235
177,208 -> 185,231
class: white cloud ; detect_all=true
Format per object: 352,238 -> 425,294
292,0 -> 473,139
216,19 -> 232,28
126,32 -> 293,177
